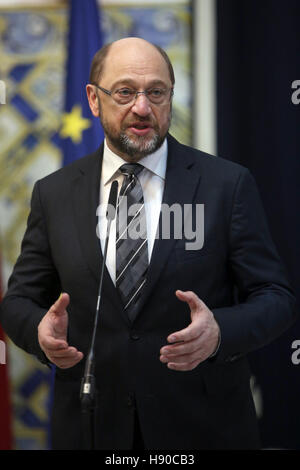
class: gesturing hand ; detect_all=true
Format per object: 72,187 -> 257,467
38,293 -> 83,369
160,290 -> 220,371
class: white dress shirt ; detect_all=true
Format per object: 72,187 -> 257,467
98,138 -> 168,285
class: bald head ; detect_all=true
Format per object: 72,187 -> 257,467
110,37 -> 157,53
89,37 -> 175,86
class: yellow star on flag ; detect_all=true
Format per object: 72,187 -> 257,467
60,104 -> 91,144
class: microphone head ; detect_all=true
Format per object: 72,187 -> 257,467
106,180 -> 119,220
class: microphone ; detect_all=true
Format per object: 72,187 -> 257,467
80,179 -> 118,449
106,179 -> 118,221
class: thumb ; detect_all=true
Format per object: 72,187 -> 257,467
51,292 -> 70,317
49,293 -> 69,338
175,290 -> 204,315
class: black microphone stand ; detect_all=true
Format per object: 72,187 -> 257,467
80,180 -> 118,450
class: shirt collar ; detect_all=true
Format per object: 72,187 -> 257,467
102,138 -> 168,185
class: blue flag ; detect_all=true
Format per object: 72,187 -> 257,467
47,0 -> 104,449
60,0 -> 104,166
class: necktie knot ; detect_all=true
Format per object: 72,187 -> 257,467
120,163 -> 144,178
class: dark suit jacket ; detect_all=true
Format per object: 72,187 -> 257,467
0,134 -> 296,450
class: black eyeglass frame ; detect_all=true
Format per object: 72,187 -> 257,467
91,83 -> 174,105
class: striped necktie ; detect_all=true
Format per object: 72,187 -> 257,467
116,163 -> 148,321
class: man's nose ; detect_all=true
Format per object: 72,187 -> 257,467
131,93 -> 152,117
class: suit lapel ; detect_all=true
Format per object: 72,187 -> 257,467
71,145 -> 124,315
135,135 -> 202,319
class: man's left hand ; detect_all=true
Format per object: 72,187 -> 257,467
159,290 -> 220,371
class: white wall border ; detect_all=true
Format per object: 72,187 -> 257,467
193,0 -> 216,155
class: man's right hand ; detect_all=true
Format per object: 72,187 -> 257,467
38,293 -> 84,369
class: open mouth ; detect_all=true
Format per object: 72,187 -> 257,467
128,124 -> 153,135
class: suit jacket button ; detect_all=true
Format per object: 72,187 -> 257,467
225,353 -> 241,363
127,394 -> 135,408
130,331 -> 140,340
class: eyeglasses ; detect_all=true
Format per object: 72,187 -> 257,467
92,83 -> 174,105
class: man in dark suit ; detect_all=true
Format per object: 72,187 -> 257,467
0,38 -> 296,450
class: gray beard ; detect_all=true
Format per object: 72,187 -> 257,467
98,96 -> 171,161
118,132 -> 165,160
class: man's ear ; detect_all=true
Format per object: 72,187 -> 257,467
86,84 -> 100,117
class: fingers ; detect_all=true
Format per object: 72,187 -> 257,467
48,346 -> 84,369
160,344 -> 205,371
160,325 -> 219,371
162,337 -> 201,357
170,290 -> 207,344
42,337 -> 84,369
159,289 -> 220,371
162,357 -> 202,372
41,331 -> 83,368
38,293 -> 83,369
167,322 -> 202,344
160,338 -> 205,372
41,333 -> 68,351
